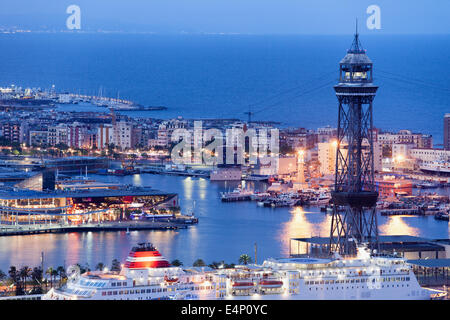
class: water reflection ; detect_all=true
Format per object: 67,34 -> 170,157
279,207 -> 332,256
0,174 -> 448,271
379,215 -> 420,236
183,177 -> 193,200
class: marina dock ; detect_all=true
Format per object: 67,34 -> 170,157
0,220 -> 191,236
380,208 -> 422,216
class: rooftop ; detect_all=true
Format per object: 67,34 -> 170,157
407,259 -> 450,268
291,235 -> 434,245
0,186 -> 176,200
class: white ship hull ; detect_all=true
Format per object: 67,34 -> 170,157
42,243 -> 434,301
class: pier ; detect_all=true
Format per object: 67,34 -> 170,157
0,220 -> 191,236
380,208 -> 422,216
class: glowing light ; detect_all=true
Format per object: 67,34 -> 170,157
331,140 -> 338,148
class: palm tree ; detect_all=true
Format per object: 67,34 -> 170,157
95,262 -> 105,271
238,254 -> 252,265
76,263 -> 87,274
31,267 -> 43,294
51,269 -> 58,286
8,266 -> 22,295
0,269 -> 6,284
56,266 -> 66,286
171,259 -> 183,267
193,259 -> 206,267
111,259 -> 121,272
208,261 -> 221,269
19,266 -> 31,292
45,267 -> 54,288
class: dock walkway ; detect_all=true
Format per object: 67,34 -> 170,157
0,220 -> 189,236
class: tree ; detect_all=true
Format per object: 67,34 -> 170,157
8,266 -> 23,295
238,254 -> 252,265
171,259 -> 183,267
19,266 -> 31,292
56,266 -> 66,286
208,261 -> 221,269
224,263 -> 236,269
193,259 -> 206,267
111,259 -> 121,272
31,267 -> 43,285
45,267 -> 54,288
280,143 -> 295,155
95,262 -> 105,271
31,267 -> 43,294
0,269 -> 6,283
75,263 -> 87,274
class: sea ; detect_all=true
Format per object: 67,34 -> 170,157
0,33 -> 449,142
0,33 -> 449,271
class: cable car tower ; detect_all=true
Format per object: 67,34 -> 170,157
330,24 -> 379,255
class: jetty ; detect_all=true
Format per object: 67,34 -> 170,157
0,220 -> 195,237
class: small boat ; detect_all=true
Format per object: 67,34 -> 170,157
259,280 -> 283,288
310,193 -> 331,205
221,187 -> 254,202
231,281 -> 254,290
164,276 -> 179,283
434,212 -> 449,221
417,181 -> 440,189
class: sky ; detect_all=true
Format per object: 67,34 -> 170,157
0,0 -> 449,34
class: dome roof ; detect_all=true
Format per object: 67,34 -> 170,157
340,52 -> 372,65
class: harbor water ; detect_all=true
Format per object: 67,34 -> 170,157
0,173 -> 448,272
0,34 -> 449,143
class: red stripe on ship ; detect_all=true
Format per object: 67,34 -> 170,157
127,251 -> 163,258
124,261 -> 170,268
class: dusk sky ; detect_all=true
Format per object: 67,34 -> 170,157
0,0 -> 449,34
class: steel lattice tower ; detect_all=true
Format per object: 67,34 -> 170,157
330,27 -> 379,255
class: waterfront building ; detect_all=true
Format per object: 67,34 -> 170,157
97,124 -> 114,149
378,130 -> 433,149
316,126 -> 337,143
131,126 -> 143,149
278,156 -> 297,177
318,139 -> 382,176
409,148 -> 450,174
43,156 -> 108,174
444,113 -> 450,150
0,186 -> 178,227
29,129 -> 49,147
318,141 -> 338,175
47,124 -> 69,146
409,148 -> 450,164
290,236 -> 450,260
375,176 -> 413,198
0,121 -> 22,144
280,128 -> 315,150
113,120 -> 132,150
156,123 -> 169,148
210,164 -> 242,181
67,122 -> 88,149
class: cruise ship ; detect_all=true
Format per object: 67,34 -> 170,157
42,242 -> 437,300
